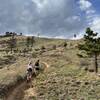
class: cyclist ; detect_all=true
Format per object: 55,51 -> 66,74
26,61 -> 33,83
34,60 -> 40,70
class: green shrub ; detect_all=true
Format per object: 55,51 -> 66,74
16,75 -> 23,82
41,46 -> 45,50
52,45 -> 56,50
32,52 -> 37,58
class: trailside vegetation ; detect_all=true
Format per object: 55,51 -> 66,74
78,27 -> 100,73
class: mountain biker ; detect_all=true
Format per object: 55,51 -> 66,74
34,60 -> 40,70
26,61 -> 33,83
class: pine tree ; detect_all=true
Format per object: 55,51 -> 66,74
63,41 -> 67,48
26,36 -> 35,49
8,35 -> 17,53
31,36 -> 35,47
26,37 -> 31,48
78,27 -> 100,73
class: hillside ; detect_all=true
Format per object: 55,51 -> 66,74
0,36 -> 100,100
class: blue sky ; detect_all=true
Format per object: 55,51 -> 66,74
90,0 -> 100,12
0,0 -> 100,39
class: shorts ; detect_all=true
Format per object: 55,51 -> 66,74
35,66 -> 39,70
27,68 -> 32,72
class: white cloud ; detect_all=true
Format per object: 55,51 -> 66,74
32,0 -> 66,14
70,16 -> 81,21
86,9 -> 95,14
78,0 -> 100,37
0,0 -> 99,39
89,17 -> 100,36
78,0 -> 92,11
64,16 -> 81,25
32,0 -> 47,11
54,35 -> 67,39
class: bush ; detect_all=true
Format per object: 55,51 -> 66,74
88,69 -> 95,72
84,67 -> 88,71
80,59 -> 90,67
32,52 -> 37,58
28,48 -> 32,51
63,42 -> 67,48
34,48 -> 40,51
52,45 -> 56,50
41,46 -> 46,50
16,75 -> 23,82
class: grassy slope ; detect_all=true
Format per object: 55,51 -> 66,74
26,48 -> 100,100
0,36 -> 100,100
24,39 -> 100,100
0,36 -> 64,88
0,57 -> 27,84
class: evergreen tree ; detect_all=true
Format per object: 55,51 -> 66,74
31,36 -> 35,47
8,35 -> 17,53
20,33 -> 22,36
23,48 -> 27,56
78,27 -> 100,73
74,34 -> 76,38
26,36 -> 35,48
26,37 -> 31,48
63,41 -> 67,48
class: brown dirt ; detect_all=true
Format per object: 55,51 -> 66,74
5,82 -> 27,100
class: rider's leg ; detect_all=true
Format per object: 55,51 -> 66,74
26,71 -> 31,83
26,76 -> 29,83
28,73 -> 33,88
33,68 -> 37,76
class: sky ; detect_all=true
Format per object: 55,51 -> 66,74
0,0 -> 100,39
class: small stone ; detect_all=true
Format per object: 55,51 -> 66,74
84,81 -> 89,85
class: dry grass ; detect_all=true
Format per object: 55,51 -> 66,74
0,57 -> 28,85
24,44 -> 100,100
0,36 -> 100,100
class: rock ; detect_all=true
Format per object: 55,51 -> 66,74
88,69 -> 95,72
76,81 -> 81,85
66,82 -> 71,85
38,92 -> 44,96
84,67 -> 88,71
84,81 -> 89,85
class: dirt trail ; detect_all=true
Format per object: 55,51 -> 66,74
5,82 -> 27,100
5,62 -> 49,100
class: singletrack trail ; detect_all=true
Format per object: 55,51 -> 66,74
5,82 -> 27,100
5,62 -> 49,100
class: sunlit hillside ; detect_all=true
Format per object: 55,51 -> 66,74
0,35 -> 100,100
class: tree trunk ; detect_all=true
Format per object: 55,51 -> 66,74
94,53 -> 98,73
